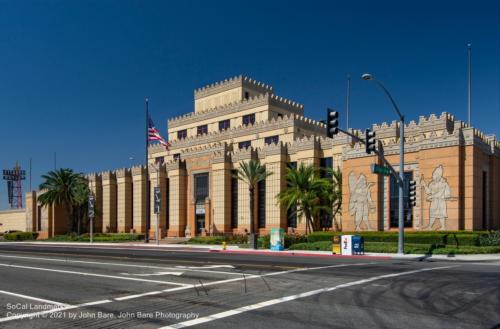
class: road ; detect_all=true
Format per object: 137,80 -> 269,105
0,243 -> 498,329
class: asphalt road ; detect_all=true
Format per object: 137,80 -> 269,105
0,243 -> 498,329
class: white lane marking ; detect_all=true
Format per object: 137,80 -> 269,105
0,299 -> 111,323
0,263 -> 190,287
120,271 -> 184,277
114,262 -> 371,301
176,265 -> 235,269
0,290 -> 70,307
0,254 -> 243,276
0,262 -> 371,323
160,265 -> 457,329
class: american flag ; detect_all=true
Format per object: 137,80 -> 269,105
148,115 -> 170,150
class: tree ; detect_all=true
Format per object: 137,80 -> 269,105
234,160 -> 272,249
38,168 -> 88,233
277,163 -> 331,233
321,167 -> 342,231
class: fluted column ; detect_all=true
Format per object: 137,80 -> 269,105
87,173 -> 103,233
116,168 -> 132,233
211,152 -> 231,234
167,160 -> 187,237
101,171 -> 117,233
131,166 -> 147,233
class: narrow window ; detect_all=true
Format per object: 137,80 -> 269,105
173,153 -> 181,161
258,179 -> 266,228
244,91 -> 250,100
287,162 -> 297,228
242,114 -> 255,126
197,124 -> 208,136
231,171 -> 238,228
218,119 -> 230,131
177,129 -> 187,140
238,141 -> 251,149
264,135 -> 279,145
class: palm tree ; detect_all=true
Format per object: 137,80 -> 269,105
324,167 -> 342,230
277,163 -> 330,234
38,168 -> 88,233
234,160 -> 272,249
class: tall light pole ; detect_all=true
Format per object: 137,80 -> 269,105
362,73 -> 405,255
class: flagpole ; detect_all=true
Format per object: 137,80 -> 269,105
145,97 -> 150,244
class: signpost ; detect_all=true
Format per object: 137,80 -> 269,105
88,193 -> 95,243
370,164 -> 392,176
154,187 -> 161,245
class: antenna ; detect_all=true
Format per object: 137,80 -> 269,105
467,43 -> 472,125
2,162 -> 26,208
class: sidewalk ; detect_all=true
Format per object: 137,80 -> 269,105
2,240 -> 500,262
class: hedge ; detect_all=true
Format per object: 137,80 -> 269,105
306,231 -> 488,246
4,232 -> 39,241
187,234 -> 252,245
49,233 -> 144,242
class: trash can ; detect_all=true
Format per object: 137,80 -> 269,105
352,235 -> 365,255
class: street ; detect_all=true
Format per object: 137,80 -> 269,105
0,243 -> 498,329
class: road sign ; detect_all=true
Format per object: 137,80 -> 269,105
370,164 -> 392,176
88,194 -> 95,218
154,187 -> 161,214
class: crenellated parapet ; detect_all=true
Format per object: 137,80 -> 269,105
260,141 -> 287,157
231,146 -> 257,162
115,168 -> 131,179
169,93 -> 304,129
194,75 -> 273,100
100,170 -> 116,182
131,165 -> 146,176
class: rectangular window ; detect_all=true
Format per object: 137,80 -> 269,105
319,157 -> 333,178
482,171 -> 487,229
197,125 -> 208,136
286,162 -> 297,228
194,173 -> 209,202
242,114 -> 255,126
238,141 -> 251,149
219,119 -> 230,131
155,157 -> 164,165
231,171 -> 238,228
264,135 -> 279,145
258,179 -> 266,228
390,171 -> 413,228
177,129 -> 187,140
173,153 -> 181,161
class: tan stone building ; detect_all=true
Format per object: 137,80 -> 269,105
16,75 -> 500,238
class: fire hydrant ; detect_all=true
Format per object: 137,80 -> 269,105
222,241 -> 227,251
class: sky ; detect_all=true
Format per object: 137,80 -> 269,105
0,0 -> 499,210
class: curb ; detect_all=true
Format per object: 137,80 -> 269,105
210,249 -> 393,260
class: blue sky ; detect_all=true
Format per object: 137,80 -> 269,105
0,0 -> 499,209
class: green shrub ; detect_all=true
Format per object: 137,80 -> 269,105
187,236 -> 225,245
258,235 -> 270,249
289,241 -> 332,251
4,232 -> 39,241
306,231 -> 482,246
49,233 -> 144,242
479,231 -> 500,246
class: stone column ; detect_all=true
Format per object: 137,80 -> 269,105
116,168 -> 132,233
25,191 -> 37,232
261,143 -> 287,234
131,166 -> 147,233
101,171 -> 117,233
232,147 -> 257,234
87,173 -> 103,233
211,151 -> 232,234
149,164 -> 167,238
167,160 -> 187,237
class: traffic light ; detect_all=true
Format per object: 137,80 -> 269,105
326,108 -> 339,138
365,128 -> 376,154
408,180 -> 417,207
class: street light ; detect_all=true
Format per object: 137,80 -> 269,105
362,73 -> 405,255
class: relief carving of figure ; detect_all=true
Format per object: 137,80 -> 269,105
348,172 -> 376,231
420,165 -> 452,230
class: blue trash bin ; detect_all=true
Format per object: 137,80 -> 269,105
352,235 -> 365,255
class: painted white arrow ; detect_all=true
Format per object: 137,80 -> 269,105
176,265 -> 235,269
120,271 -> 184,277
